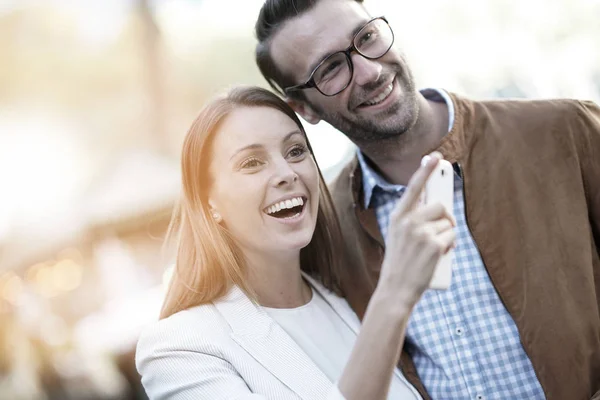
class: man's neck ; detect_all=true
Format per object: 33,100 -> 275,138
357,94 -> 449,186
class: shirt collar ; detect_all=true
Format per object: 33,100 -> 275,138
357,88 -> 455,208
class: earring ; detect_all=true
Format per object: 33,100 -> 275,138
211,210 -> 221,222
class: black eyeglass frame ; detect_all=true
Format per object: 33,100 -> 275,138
283,16 -> 394,97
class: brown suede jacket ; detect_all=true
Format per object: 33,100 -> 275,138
329,93 -> 600,400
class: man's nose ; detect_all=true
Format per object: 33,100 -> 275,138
351,53 -> 382,87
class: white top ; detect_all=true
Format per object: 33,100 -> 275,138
264,287 -> 416,400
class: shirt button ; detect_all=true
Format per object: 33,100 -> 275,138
476,395 -> 485,400
455,327 -> 464,336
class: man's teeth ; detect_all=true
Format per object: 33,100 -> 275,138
363,83 -> 393,106
266,197 -> 304,215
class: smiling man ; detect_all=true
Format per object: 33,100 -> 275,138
254,0 -> 600,399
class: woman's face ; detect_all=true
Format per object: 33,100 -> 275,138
207,106 -> 320,258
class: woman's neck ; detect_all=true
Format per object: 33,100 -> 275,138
243,248 -> 311,309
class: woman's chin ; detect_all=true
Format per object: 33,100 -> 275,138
269,232 -> 314,253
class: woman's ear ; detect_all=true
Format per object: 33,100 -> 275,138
210,210 -> 222,223
208,200 -> 222,224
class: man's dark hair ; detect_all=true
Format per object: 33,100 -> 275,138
255,0 -> 364,98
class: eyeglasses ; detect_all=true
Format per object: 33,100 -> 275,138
284,17 -> 394,97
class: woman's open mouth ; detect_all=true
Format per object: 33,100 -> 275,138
264,196 -> 306,220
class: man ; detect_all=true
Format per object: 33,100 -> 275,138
254,0 -> 600,399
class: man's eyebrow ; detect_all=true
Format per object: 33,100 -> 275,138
305,19 -> 369,79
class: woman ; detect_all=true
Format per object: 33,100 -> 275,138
136,86 -> 455,400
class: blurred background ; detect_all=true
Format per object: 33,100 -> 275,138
0,0 -> 598,398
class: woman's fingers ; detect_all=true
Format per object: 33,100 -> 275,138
422,218 -> 454,235
394,152 -> 442,217
435,228 -> 457,254
411,202 -> 456,226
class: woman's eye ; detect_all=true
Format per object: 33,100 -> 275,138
288,145 -> 307,158
241,158 -> 262,169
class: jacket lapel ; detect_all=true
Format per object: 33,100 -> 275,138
348,162 -> 386,247
213,286 -> 331,399
304,274 -> 422,400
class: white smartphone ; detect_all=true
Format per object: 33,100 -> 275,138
420,159 -> 455,290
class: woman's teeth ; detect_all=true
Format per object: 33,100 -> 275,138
363,83 -> 393,106
266,196 -> 304,215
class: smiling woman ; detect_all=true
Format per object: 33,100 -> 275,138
136,86 -> 456,400
158,86 -> 345,315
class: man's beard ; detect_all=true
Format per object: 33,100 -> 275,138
312,64 -> 419,144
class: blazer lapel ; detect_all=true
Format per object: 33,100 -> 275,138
213,286 -> 332,399
304,274 -> 422,400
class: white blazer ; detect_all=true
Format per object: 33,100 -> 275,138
136,274 -> 421,400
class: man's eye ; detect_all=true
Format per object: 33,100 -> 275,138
358,31 -> 375,45
324,61 -> 341,74
320,60 -> 343,79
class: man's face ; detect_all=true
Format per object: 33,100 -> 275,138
270,0 -> 419,143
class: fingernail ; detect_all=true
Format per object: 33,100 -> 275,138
421,155 -> 431,166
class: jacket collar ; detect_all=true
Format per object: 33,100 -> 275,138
434,92 -> 472,164
213,279 -> 332,399
304,274 -> 422,399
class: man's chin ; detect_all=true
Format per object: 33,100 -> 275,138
354,99 -> 418,141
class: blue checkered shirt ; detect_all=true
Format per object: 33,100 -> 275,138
357,89 -> 545,399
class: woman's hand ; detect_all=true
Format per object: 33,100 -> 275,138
338,152 -> 457,400
378,152 -> 457,307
